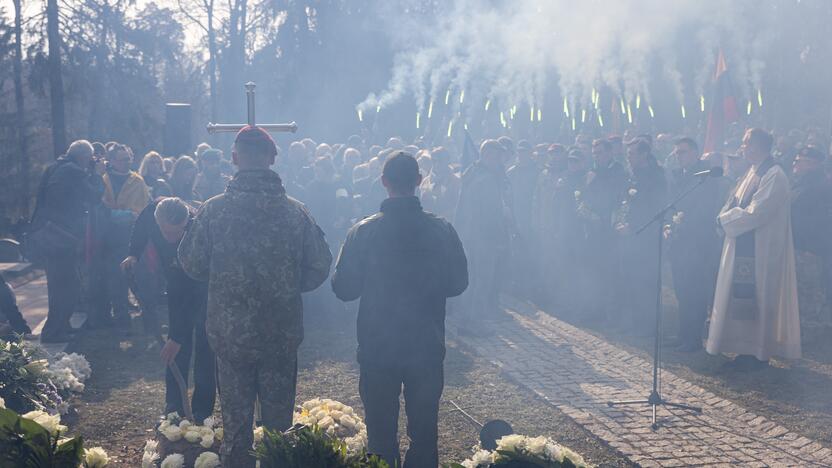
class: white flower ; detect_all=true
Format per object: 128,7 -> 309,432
179,420 -> 192,430
202,416 -> 215,428
214,428 -> 223,441
166,412 -> 180,422
525,436 -> 549,456
144,440 -> 158,453
162,425 -> 183,442
194,451 -> 221,468
0,396 -> 5,409
184,429 -> 202,443
141,450 -> 159,468
628,188 -> 638,197
340,414 -> 356,431
21,410 -> 67,436
496,434 -> 526,452
200,434 -> 215,448
574,190 -> 582,200
254,426 -> 264,444
160,453 -> 185,468
318,415 -> 334,428
462,449 -> 494,468
83,446 -> 110,468
544,442 -> 563,462
672,211 -> 685,225
561,446 -> 587,467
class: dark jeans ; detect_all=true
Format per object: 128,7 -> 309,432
42,252 -> 80,339
672,260 -> 711,348
164,283 -> 215,423
359,360 -> 444,468
90,224 -> 131,328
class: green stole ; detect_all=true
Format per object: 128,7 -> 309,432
726,158 -> 775,320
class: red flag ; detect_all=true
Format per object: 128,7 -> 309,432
703,50 -> 740,153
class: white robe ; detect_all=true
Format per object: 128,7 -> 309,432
706,163 -> 801,360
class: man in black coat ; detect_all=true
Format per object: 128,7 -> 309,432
791,145 -> 832,313
121,197 -> 215,423
332,152 -> 468,468
30,140 -> 105,342
666,138 -> 723,351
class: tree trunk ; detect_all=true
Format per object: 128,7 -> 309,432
13,0 -> 29,217
207,1 -> 218,122
46,0 -> 66,155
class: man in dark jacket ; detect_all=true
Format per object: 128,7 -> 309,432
122,197 -> 215,422
332,152 -> 468,468
30,140 -> 104,342
666,138 -> 723,351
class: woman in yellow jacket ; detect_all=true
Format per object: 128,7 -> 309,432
91,144 -> 150,330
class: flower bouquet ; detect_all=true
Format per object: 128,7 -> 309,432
254,425 -> 386,468
292,398 -> 368,453
451,434 -> 590,468
145,412 -> 221,468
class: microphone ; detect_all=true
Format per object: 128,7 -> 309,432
692,167 -> 724,178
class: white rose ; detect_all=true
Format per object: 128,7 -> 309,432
340,414 -> 356,431
254,426 -> 264,444
496,434 -> 526,452
318,416 -> 335,428
22,410 -> 67,436
160,453 -> 185,468
162,425 -> 183,442
200,434 -> 214,448
84,446 -> 110,468
185,430 -> 202,443
199,426 -> 214,437
194,451 -> 221,468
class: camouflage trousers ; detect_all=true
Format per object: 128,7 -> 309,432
216,348 -> 298,468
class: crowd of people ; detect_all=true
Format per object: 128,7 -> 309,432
8,120 -> 831,466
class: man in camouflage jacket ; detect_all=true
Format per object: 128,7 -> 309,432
179,126 -> 332,467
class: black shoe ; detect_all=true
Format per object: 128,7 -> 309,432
725,355 -> 769,371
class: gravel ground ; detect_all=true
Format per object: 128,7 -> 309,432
64,299 -> 631,467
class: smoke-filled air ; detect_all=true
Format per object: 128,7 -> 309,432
1,1 -> 832,467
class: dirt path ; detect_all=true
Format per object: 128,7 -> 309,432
64,303 -> 631,467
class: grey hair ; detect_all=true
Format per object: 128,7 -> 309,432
154,197 -> 190,226
66,140 -> 94,160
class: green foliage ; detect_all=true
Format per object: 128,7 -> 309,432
254,425 -> 388,468
0,338 -> 63,413
0,407 -> 83,468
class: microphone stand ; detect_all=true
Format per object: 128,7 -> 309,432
606,174 -> 708,430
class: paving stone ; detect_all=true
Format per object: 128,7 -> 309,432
455,303 -> 832,467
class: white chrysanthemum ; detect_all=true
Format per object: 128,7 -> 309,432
496,434 -> 526,452
214,427 -> 224,441
200,434 -> 215,449
184,430 -> 202,443
194,451 -> 221,468
160,453 -> 185,468
525,436 -> 549,457
166,412 -> 180,422
202,416 -> 215,428
561,446 -> 587,467
179,420 -> 192,430
254,426 -> 264,444
461,449 -> 494,468
318,415 -> 334,428
21,410 -> 67,436
162,425 -> 183,442
544,442 -> 563,462
340,414 -> 356,431
83,446 -> 110,468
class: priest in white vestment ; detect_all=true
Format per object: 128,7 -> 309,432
706,128 -> 801,363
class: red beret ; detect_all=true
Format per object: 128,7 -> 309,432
234,125 -> 277,156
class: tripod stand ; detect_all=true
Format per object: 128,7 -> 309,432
606,175 -> 709,430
